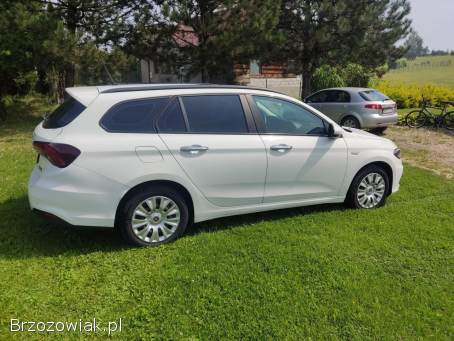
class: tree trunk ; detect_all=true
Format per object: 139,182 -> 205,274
301,67 -> 313,98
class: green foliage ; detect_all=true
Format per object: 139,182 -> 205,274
311,63 -> 372,91
278,0 -> 411,96
311,65 -> 345,92
341,63 -> 371,87
373,80 -> 454,108
403,31 -> 429,60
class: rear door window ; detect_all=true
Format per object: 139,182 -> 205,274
157,99 -> 187,133
101,97 -> 169,133
43,96 -> 86,128
181,95 -> 248,134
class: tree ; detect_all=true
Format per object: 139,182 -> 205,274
33,0 -> 143,87
403,31 -> 429,59
277,0 -> 411,97
125,0 -> 281,82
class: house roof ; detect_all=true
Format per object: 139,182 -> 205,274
172,24 -> 199,47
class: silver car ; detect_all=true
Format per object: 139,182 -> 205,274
304,87 -> 398,131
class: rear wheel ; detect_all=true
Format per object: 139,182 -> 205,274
118,185 -> 189,247
341,116 -> 360,129
345,165 -> 390,209
405,110 -> 427,128
443,111 -> 454,130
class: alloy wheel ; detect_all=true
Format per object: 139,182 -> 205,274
131,196 -> 181,243
356,173 -> 386,208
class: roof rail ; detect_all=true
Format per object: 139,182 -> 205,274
99,84 -> 282,95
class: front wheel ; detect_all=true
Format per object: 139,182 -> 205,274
405,110 -> 427,128
345,165 -> 390,209
443,111 -> 454,130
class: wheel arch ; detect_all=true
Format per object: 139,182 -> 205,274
340,113 -> 363,128
350,161 -> 394,196
115,180 -> 194,227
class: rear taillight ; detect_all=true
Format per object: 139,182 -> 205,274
365,104 -> 383,110
33,141 -> 80,168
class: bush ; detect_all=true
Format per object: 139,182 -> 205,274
311,65 -> 344,92
341,63 -> 371,87
372,80 -> 454,108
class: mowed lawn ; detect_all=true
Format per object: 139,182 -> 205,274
0,114 -> 453,339
384,55 -> 454,89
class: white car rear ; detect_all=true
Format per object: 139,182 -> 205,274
29,84 -> 403,246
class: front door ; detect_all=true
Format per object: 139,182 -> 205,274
158,95 -> 267,207
249,95 -> 348,203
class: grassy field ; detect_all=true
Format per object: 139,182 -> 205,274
383,55 -> 454,89
0,101 -> 453,340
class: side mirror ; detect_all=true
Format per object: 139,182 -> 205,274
328,123 -> 342,138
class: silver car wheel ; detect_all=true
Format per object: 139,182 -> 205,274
356,173 -> 386,208
342,118 -> 358,128
131,196 -> 180,243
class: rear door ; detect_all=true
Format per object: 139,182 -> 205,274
158,94 -> 267,207
321,90 -> 351,123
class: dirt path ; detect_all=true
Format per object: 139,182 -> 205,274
384,126 -> 454,179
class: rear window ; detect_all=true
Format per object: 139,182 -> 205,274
43,96 -> 86,128
100,97 -> 169,133
359,90 -> 390,101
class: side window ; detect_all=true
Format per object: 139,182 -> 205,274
306,91 -> 327,103
157,98 -> 187,133
337,91 -> 351,103
43,95 -> 86,129
252,96 -> 327,135
181,95 -> 248,134
329,90 -> 350,103
101,97 -> 169,133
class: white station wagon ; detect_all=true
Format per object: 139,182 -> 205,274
29,84 -> 403,246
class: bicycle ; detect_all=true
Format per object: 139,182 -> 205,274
405,100 -> 454,130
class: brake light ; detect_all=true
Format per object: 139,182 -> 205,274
33,141 -> 80,168
365,104 -> 383,110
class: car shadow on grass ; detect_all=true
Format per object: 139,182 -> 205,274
188,203 -> 347,236
0,196 -> 347,259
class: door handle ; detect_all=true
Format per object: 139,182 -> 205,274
180,144 -> 209,154
270,144 -> 293,152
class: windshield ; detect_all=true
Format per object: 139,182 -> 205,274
359,90 -> 390,101
43,95 -> 86,129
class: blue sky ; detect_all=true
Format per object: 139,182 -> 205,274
408,0 -> 454,51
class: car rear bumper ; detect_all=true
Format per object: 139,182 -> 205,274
28,164 -> 127,227
361,113 -> 398,129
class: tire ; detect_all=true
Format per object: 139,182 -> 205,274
369,127 -> 387,135
405,110 -> 427,128
345,165 -> 390,209
443,110 -> 454,130
118,185 -> 189,247
340,116 -> 360,129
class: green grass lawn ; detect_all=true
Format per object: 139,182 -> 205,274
0,113 -> 453,339
384,55 -> 454,89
